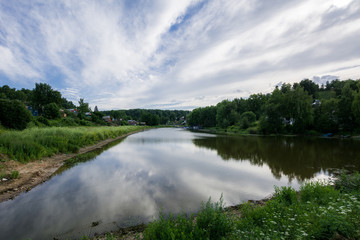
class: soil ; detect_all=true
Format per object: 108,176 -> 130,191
0,130 -> 144,203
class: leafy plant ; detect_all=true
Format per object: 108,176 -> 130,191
10,170 -> 19,179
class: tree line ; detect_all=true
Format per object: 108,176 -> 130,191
102,109 -> 188,126
188,79 -> 360,135
0,83 -> 188,130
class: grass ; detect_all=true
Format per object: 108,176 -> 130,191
0,126 -> 149,162
0,170 -> 20,180
137,173 -> 360,240
143,195 -> 233,240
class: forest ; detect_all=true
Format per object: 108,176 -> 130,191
187,79 -> 360,135
0,83 -> 188,130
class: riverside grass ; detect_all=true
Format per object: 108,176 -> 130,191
141,173 -> 360,240
0,126 -> 148,162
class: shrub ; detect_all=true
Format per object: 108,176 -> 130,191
334,171 -> 360,194
0,99 -> 32,130
273,186 -> 298,206
300,181 -> 339,205
43,102 -> 60,119
37,116 -> 50,126
10,170 -> 19,179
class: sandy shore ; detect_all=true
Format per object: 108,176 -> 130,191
0,130 -> 144,203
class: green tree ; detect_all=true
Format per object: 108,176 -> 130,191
61,97 -> 76,109
338,82 -> 355,132
314,98 -> 339,133
247,94 -> 268,119
351,82 -> 360,130
239,111 -> 256,129
299,79 -> 319,99
43,103 -> 61,119
284,86 -> 314,133
216,100 -> 238,128
0,99 -> 32,130
32,83 -> 62,114
77,98 -> 91,119
260,87 -> 284,134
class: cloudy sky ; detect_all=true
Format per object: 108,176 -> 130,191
1,0 -> 360,110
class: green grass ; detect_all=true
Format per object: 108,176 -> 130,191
0,170 -> 20,179
143,195 -> 233,240
0,126 -> 149,162
140,173 -> 360,240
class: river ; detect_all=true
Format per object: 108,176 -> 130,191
0,128 -> 359,240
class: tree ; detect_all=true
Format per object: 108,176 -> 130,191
260,88 -> 284,134
284,86 -> 314,133
338,82 -> 355,132
351,82 -> 360,128
299,79 -> 319,99
32,83 -> 62,114
77,98 -> 91,119
247,94 -> 268,119
0,99 -> 32,130
216,100 -> 238,128
43,103 -> 61,119
61,97 -> 76,109
239,111 -> 256,129
314,98 -> 339,133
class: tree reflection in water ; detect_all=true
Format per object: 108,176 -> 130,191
193,136 -> 360,182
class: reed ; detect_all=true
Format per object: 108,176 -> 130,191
0,126 -> 148,162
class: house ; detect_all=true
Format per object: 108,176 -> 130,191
68,109 -> 78,115
60,109 -> 67,118
102,116 -> 112,122
128,120 -> 137,125
26,106 -> 38,116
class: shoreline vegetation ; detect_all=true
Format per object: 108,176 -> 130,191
87,172 -> 360,240
0,126 -> 150,202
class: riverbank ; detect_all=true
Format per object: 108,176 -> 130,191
88,172 -> 360,240
192,127 -> 360,139
0,126 -> 149,202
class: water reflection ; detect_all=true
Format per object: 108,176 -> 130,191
1,128 -> 358,240
193,135 -> 360,181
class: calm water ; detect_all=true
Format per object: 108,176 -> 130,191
1,128 -> 359,240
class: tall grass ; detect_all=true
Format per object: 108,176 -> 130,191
0,126 -> 148,162
141,173 -> 360,240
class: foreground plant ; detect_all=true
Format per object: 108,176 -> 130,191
140,173 -> 360,240
143,195 -> 233,240
234,180 -> 360,240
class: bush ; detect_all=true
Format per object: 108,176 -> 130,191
334,171 -> 360,194
43,102 -> 60,119
235,182 -> 360,239
0,99 -> 32,130
10,170 -> 19,179
37,116 -> 50,126
300,181 -> 339,205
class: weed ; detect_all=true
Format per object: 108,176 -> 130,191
10,170 -> 19,179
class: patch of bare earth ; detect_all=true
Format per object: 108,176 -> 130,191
0,131 -> 141,203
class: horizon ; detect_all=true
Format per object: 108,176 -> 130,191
1,0 -> 360,111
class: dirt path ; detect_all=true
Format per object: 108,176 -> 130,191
0,130 -> 143,203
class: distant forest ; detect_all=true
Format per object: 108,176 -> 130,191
2,78 -> 360,134
188,79 -> 360,135
0,83 -> 188,130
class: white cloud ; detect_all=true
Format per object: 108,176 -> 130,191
0,0 -> 359,110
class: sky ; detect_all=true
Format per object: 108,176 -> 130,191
1,0 -> 360,111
